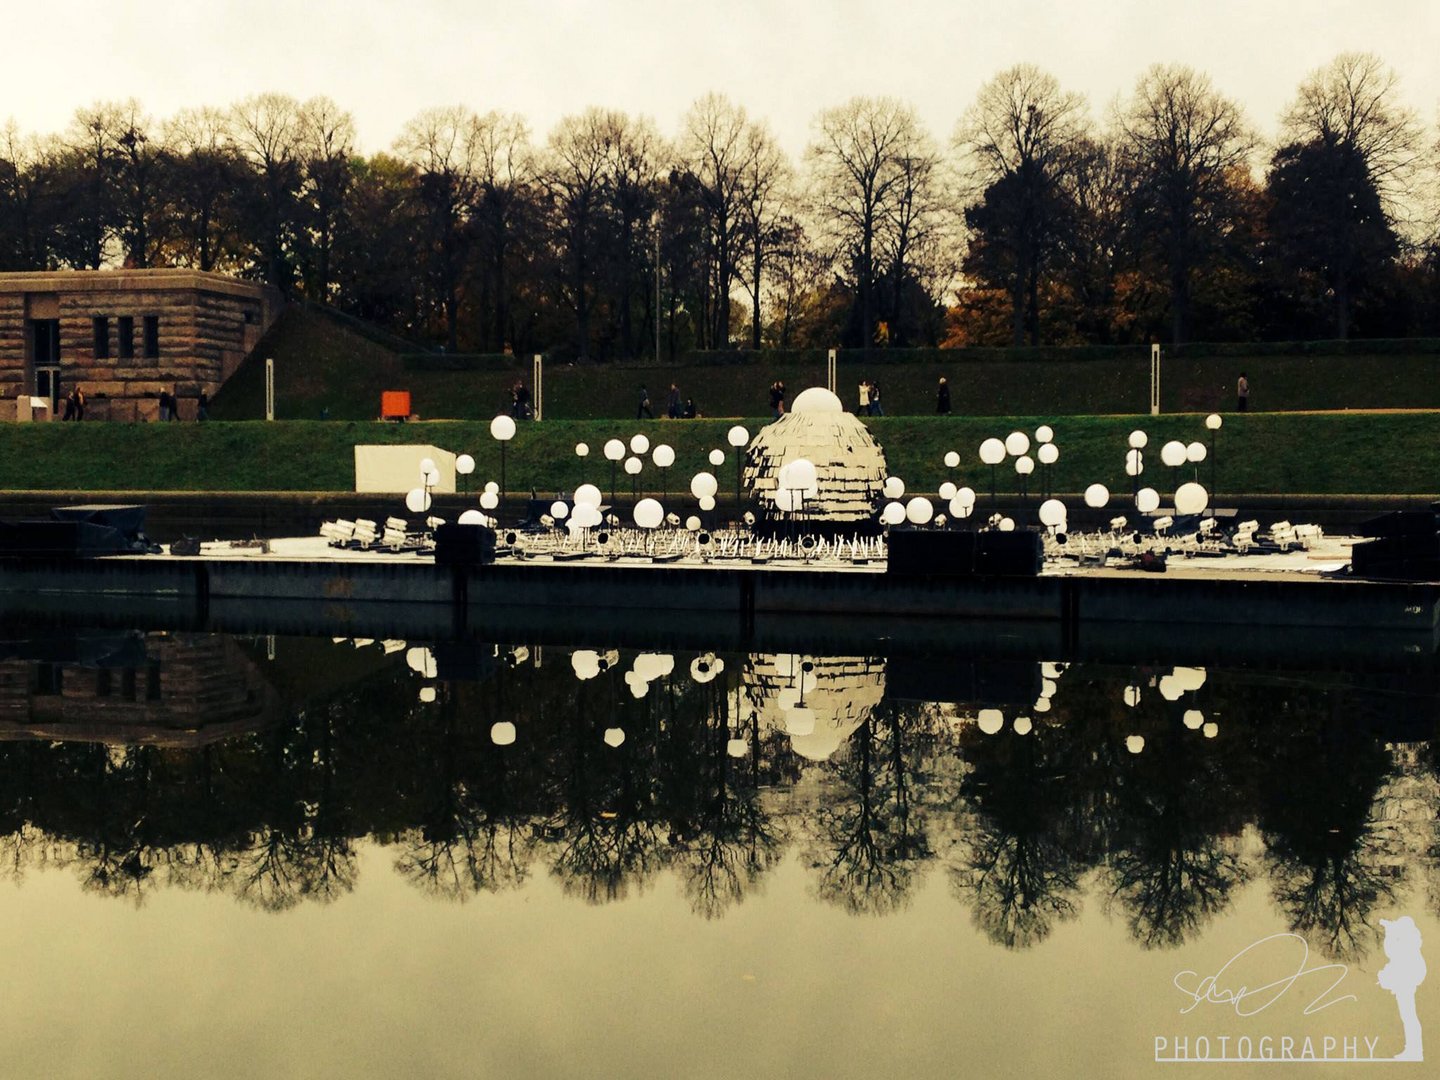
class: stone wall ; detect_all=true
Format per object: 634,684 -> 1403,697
0,269 -> 281,421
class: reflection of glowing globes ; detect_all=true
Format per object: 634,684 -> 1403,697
1126,734 -> 1145,754
490,721 -> 517,746
1035,425 -> 1054,443
456,454 -> 475,475
944,451 -> 961,468
938,481 -> 957,501
574,483 -> 602,508
1203,722 -> 1218,739
979,438 -> 1006,465
1037,442 -> 1059,465
1039,499 -> 1067,527
629,433 -> 649,455
883,476 -> 905,499
479,491 -> 499,510
785,708 -> 816,737
1033,697 -> 1051,713
405,487 -> 431,513
1174,482 -> 1209,515
690,471 -> 718,499
652,444 -> 675,468
1084,483 -> 1110,508
633,498 -> 664,528
1183,709 -> 1205,730
571,650 -> 601,679
550,500 -> 569,520
1123,684 -> 1141,707
1013,716 -> 1033,735
1161,440 -> 1186,467
726,738 -> 748,758
490,415 -> 516,441
405,647 -> 437,678
709,449 -> 725,466
1128,430 -> 1148,449
978,709 -> 1004,735
1159,675 -> 1184,701
418,686 -> 436,703
1136,487 -> 1160,513
905,497 -> 934,525
603,727 -> 626,748
880,501 -> 906,526
1005,431 -> 1030,456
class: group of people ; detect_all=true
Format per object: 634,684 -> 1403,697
61,386 -> 86,420
637,384 -> 698,419
157,389 -> 207,421
510,380 -> 533,419
856,379 -> 885,416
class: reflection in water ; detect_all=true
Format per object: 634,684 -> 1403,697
0,629 -> 1434,963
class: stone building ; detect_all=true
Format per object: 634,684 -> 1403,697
0,269 -> 281,421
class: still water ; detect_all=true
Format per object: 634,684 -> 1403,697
1,627 -> 1437,1078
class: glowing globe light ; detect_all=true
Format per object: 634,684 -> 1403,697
1035,425 -> 1054,443
997,517 -> 1015,531
633,498 -> 664,528
880,501 -> 906,526
1015,455 -> 1034,476
624,456 -> 643,476
652,444 -> 675,468
1203,722 -> 1219,739
1005,431 -> 1030,456
727,425 -> 750,448
479,491 -> 499,510
938,481 -> 957,501
490,415 -> 516,441
1038,499 -> 1067,527
1084,483 -> 1110,508
699,495 -> 716,511
1161,440 -> 1186,467
1174,482 -> 1209,516
1186,441 -> 1207,463
550,500 -> 569,520
604,439 -> 625,461
709,449 -> 724,466
574,483 -> 602,508
629,433 -> 650,455
575,442 -> 589,458
690,471 -> 718,499
1136,487 -> 1160,513
726,738 -> 748,758
1128,430 -> 1148,449
905,497 -> 934,525
1205,414 -> 1223,431
458,509 -> 485,525
456,454 -> 475,475
1037,443 -> 1058,465
979,438 -> 1006,465
405,487 -> 431,514
883,476 -> 905,499
944,451 -> 961,468
1125,449 -> 1144,477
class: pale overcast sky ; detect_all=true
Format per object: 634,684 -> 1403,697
3,0 -> 1438,155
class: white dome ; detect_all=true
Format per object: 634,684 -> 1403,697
790,386 -> 844,414
743,410 -> 888,522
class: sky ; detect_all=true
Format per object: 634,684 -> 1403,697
2,0 -> 1438,156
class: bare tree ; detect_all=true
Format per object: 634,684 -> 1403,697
394,105 -> 486,349
736,119 -> 790,350
231,92 -> 304,291
295,95 -> 356,300
1113,65 -> 1254,344
1283,52 -> 1422,212
162,106 -> 246,272
806,96 -> 932,347
680,93 -> 751,349
955,64 -> 1090,345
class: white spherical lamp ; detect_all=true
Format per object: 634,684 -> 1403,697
727,425 -> 749,448
633,498 -> 664,528
604,438 -> 625,461
1084,483 -> 1110,508
905,497 -> 934,525
1005,430 -> 1030,456
979,438 -> 1006,465
1174,482 -> 1209,515
455,454 -> 475,475
490,415 -> 516,441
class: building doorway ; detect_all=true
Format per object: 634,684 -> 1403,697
27,318 -> 61,412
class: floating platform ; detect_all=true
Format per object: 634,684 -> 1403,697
0,534 -> 1436,668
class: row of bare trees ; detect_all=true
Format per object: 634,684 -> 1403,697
2,53 -> 1438,355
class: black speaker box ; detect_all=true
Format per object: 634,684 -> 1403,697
1357,510 -> 1439,539
434,523 -> 497,566
974,530 -> 1044,577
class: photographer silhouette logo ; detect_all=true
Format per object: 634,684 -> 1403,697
1378,916 -> 1425,1062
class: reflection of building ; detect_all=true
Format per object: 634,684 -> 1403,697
744,653 -> 886,761
1,270 -> 281,420
0,633 -> 279,747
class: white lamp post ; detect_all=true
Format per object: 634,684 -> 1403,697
490,414 -> 516,516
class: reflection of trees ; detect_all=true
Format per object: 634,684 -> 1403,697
948,718 -> 1092,949
1105,719 -> 1251,950
1258,693 -> 1397,961
806,707 -> 934,916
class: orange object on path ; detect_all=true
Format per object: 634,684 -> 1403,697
381,390 -> 411,420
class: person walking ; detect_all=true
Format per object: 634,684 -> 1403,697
637,384 -> 654,420
666,383 -> 681,419
1237,372 -> 1249,412
858,380 -> 870,415
869,380 -> 884,416
936,377 -> 951,415
770,380 -> 786,418
62,388 -> 76,421
197,391 -> 209,421
158,389 -> 171,422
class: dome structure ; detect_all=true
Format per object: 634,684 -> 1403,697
744,653 -> 886,762
741,387 -> 887,523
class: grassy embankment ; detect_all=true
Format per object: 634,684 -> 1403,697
2,413 -> 1436,497
211,306 -> 1440,421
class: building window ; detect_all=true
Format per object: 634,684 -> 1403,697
117,316 -> 135,360
143,315 -> 159,359
35,663 -> 63,696
93,316 -> 110,359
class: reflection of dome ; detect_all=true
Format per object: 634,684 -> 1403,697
742,387 -> 886,521
745,654 -> 886,761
